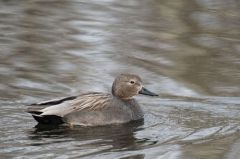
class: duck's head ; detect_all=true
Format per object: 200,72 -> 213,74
112,74 -> 158,99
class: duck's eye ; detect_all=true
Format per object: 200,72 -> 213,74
130,81 -> 135,84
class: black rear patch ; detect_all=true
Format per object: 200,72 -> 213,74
33,115 -> 64,125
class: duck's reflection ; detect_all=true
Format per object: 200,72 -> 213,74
29,120 -> 144,151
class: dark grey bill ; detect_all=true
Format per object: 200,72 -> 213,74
139,87 -> 158,96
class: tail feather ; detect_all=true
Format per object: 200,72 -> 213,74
26,105 -> 47,114
26,106 -> 43,115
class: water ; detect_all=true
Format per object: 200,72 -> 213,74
0,0 -> 240,158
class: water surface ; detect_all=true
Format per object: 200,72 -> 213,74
0,0 -> 240,159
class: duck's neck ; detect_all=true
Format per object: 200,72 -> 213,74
111,94 -> 134,101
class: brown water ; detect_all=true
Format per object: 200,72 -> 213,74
0,0 -> 240,159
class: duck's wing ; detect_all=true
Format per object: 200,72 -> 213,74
70,93 -> 112,111
27,93 -> 112,125
40,93 -> 111,116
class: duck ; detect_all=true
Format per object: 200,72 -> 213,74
27,74 -> 158,126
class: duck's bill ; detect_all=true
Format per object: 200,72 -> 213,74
139,87 -> 158,96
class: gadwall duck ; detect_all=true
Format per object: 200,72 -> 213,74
27,74 -> 158,126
